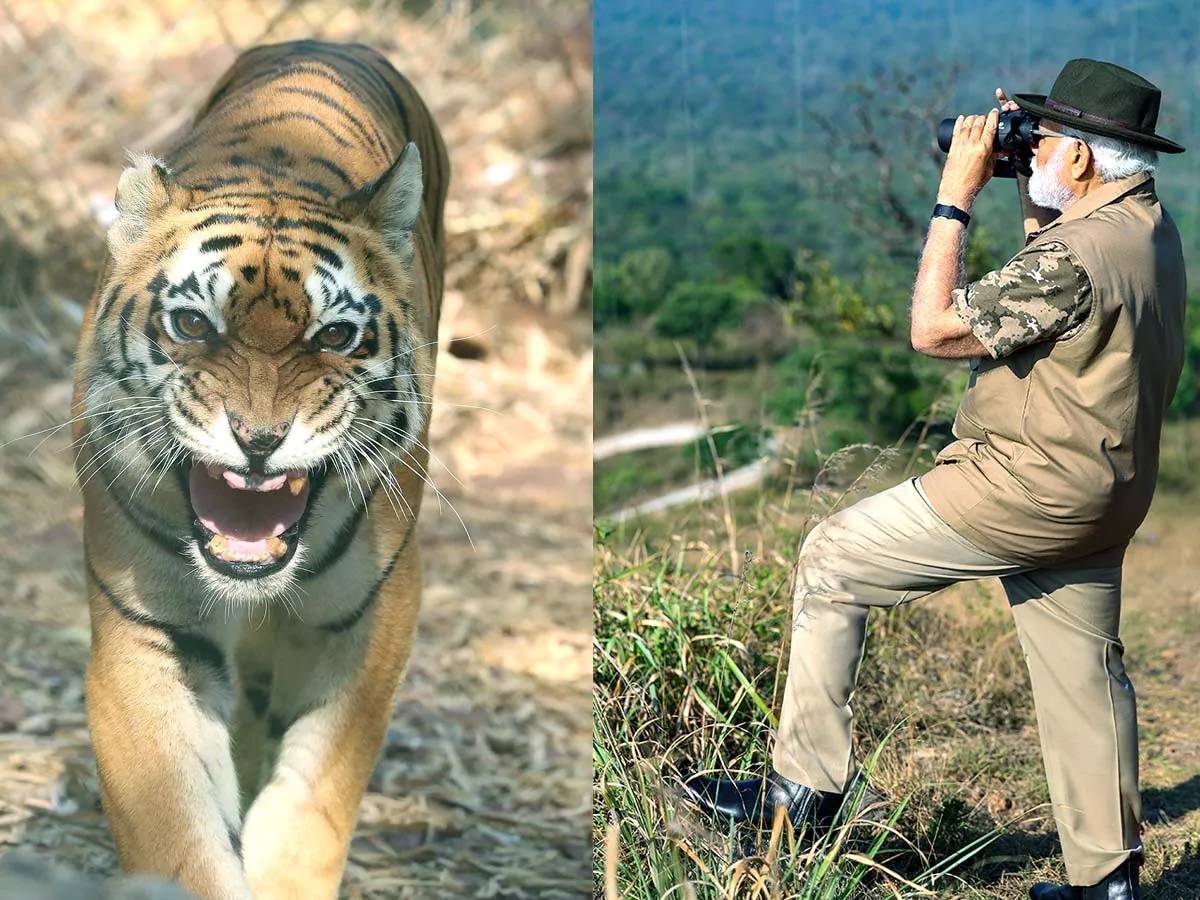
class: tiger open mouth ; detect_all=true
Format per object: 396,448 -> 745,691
187,463 -> 313,578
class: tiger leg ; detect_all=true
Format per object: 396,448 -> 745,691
86,574 -> 251,900
241,545 -> 421,900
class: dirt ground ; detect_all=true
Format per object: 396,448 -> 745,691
0,1 -> 592,897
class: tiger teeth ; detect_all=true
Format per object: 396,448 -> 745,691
207,534 -> 229,556
267,536 -> 288,558
287,475 -> 307,495
205,464 -> 224,480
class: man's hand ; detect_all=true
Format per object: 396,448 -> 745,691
996,86 -> 1059,235
995,87 -> 1020,115
937,108 -> 999,210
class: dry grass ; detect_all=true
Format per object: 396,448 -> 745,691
0,1 -> 592,897
594,447 -> 1200,898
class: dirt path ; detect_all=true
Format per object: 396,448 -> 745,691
592,422 -> 705,460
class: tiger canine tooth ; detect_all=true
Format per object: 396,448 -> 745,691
267,536 -> 288,558
207,534 -> 229,556
205,464 -> 224,480
287,475 -> 307,495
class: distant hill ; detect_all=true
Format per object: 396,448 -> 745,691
595,0 -> 1200,274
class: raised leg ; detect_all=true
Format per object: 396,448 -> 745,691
773,477 -> 1024,792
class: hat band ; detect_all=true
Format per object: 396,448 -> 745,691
1044,98 -> 1152,136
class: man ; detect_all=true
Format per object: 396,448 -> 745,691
681,59 -> 1186,900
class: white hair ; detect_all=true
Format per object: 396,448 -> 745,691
1059,124 -> 1158,182
1029,139 -> 1075,211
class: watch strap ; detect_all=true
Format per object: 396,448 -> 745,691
932,203 -> 971,226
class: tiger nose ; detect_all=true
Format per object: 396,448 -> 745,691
228,413 -> 291,461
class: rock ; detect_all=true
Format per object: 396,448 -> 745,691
0,851 -> 197,899
0,696 -> 25,732
17,714 -> 55,736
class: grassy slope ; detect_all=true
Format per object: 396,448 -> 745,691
593,452 -> 1200,898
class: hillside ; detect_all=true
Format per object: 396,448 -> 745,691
595,0 -> 1200,275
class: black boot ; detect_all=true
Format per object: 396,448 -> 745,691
1029,857 -> 1140,900
679,767 -> 880,834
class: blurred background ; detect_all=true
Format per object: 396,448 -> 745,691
594,0 -> 1200,518
0,1 -> 592,897
593,2 -> 1200,898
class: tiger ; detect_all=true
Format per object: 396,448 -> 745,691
69,39 -> 449,900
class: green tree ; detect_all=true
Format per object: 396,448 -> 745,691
789,249 -> 897,336
709,233 -> 795,299
654,281 -> 744,361
594,246 -> 680,330
615,246 -> 677,317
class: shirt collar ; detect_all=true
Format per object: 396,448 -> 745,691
1026,171 -> 1154,243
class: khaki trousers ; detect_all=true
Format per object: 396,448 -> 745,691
773,477 -> 1140,886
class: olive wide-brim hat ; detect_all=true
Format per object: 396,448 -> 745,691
1013,58 -> 1185,153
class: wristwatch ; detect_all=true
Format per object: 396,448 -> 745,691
932,203 -> 971,227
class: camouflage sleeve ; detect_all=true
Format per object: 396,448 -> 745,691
950,240 -> 1092,358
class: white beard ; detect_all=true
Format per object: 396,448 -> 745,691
1028,141 -> 1075,212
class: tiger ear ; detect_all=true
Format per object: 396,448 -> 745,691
107,153 -> 190,261
338,142 -> 423,265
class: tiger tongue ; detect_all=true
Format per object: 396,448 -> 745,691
188,464 -> 309,541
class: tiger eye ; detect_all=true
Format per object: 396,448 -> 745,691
313,322 -> 357,352
171,309 -> 214,341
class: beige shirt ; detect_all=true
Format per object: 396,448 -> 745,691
920,173 -> 1187,565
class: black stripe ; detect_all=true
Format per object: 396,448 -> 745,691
199,235 -> 243,254
97,460 -> 188,555
197,213 -> 249,229
317,525 -> 414,634
225,154 -> 289,179
235,112 -> 351,148
97,282 -> 125,324
228,826 -> 242,860
292,54 -> 395,132
302,241 -> 342,269
306,156 -> 356,190
294,179 -> 334,200
193,190 -> 335,212
266,713 -> 287,740
86,552 -> 227,678
316,47 -> 411,137
273,85 -> 386,155
275,217 -> 348,244
185,175 -> 252,192
244,685 -> 269,717
302,483 -> 377,577
116,298 -> 137,372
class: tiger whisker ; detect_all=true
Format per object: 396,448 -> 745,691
129,433 -> 182,502
73,417 -> 166,488
346,429 -> 415,523
73,418 -> 166,489
98,425 -> 171,494
3,399 -> 162,453
355,415 -> 466,492
349,423 -> 473,550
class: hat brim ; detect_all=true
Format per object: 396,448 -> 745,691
1013,92 -> 1185,153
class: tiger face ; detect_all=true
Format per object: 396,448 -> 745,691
78,148 -> 431,600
